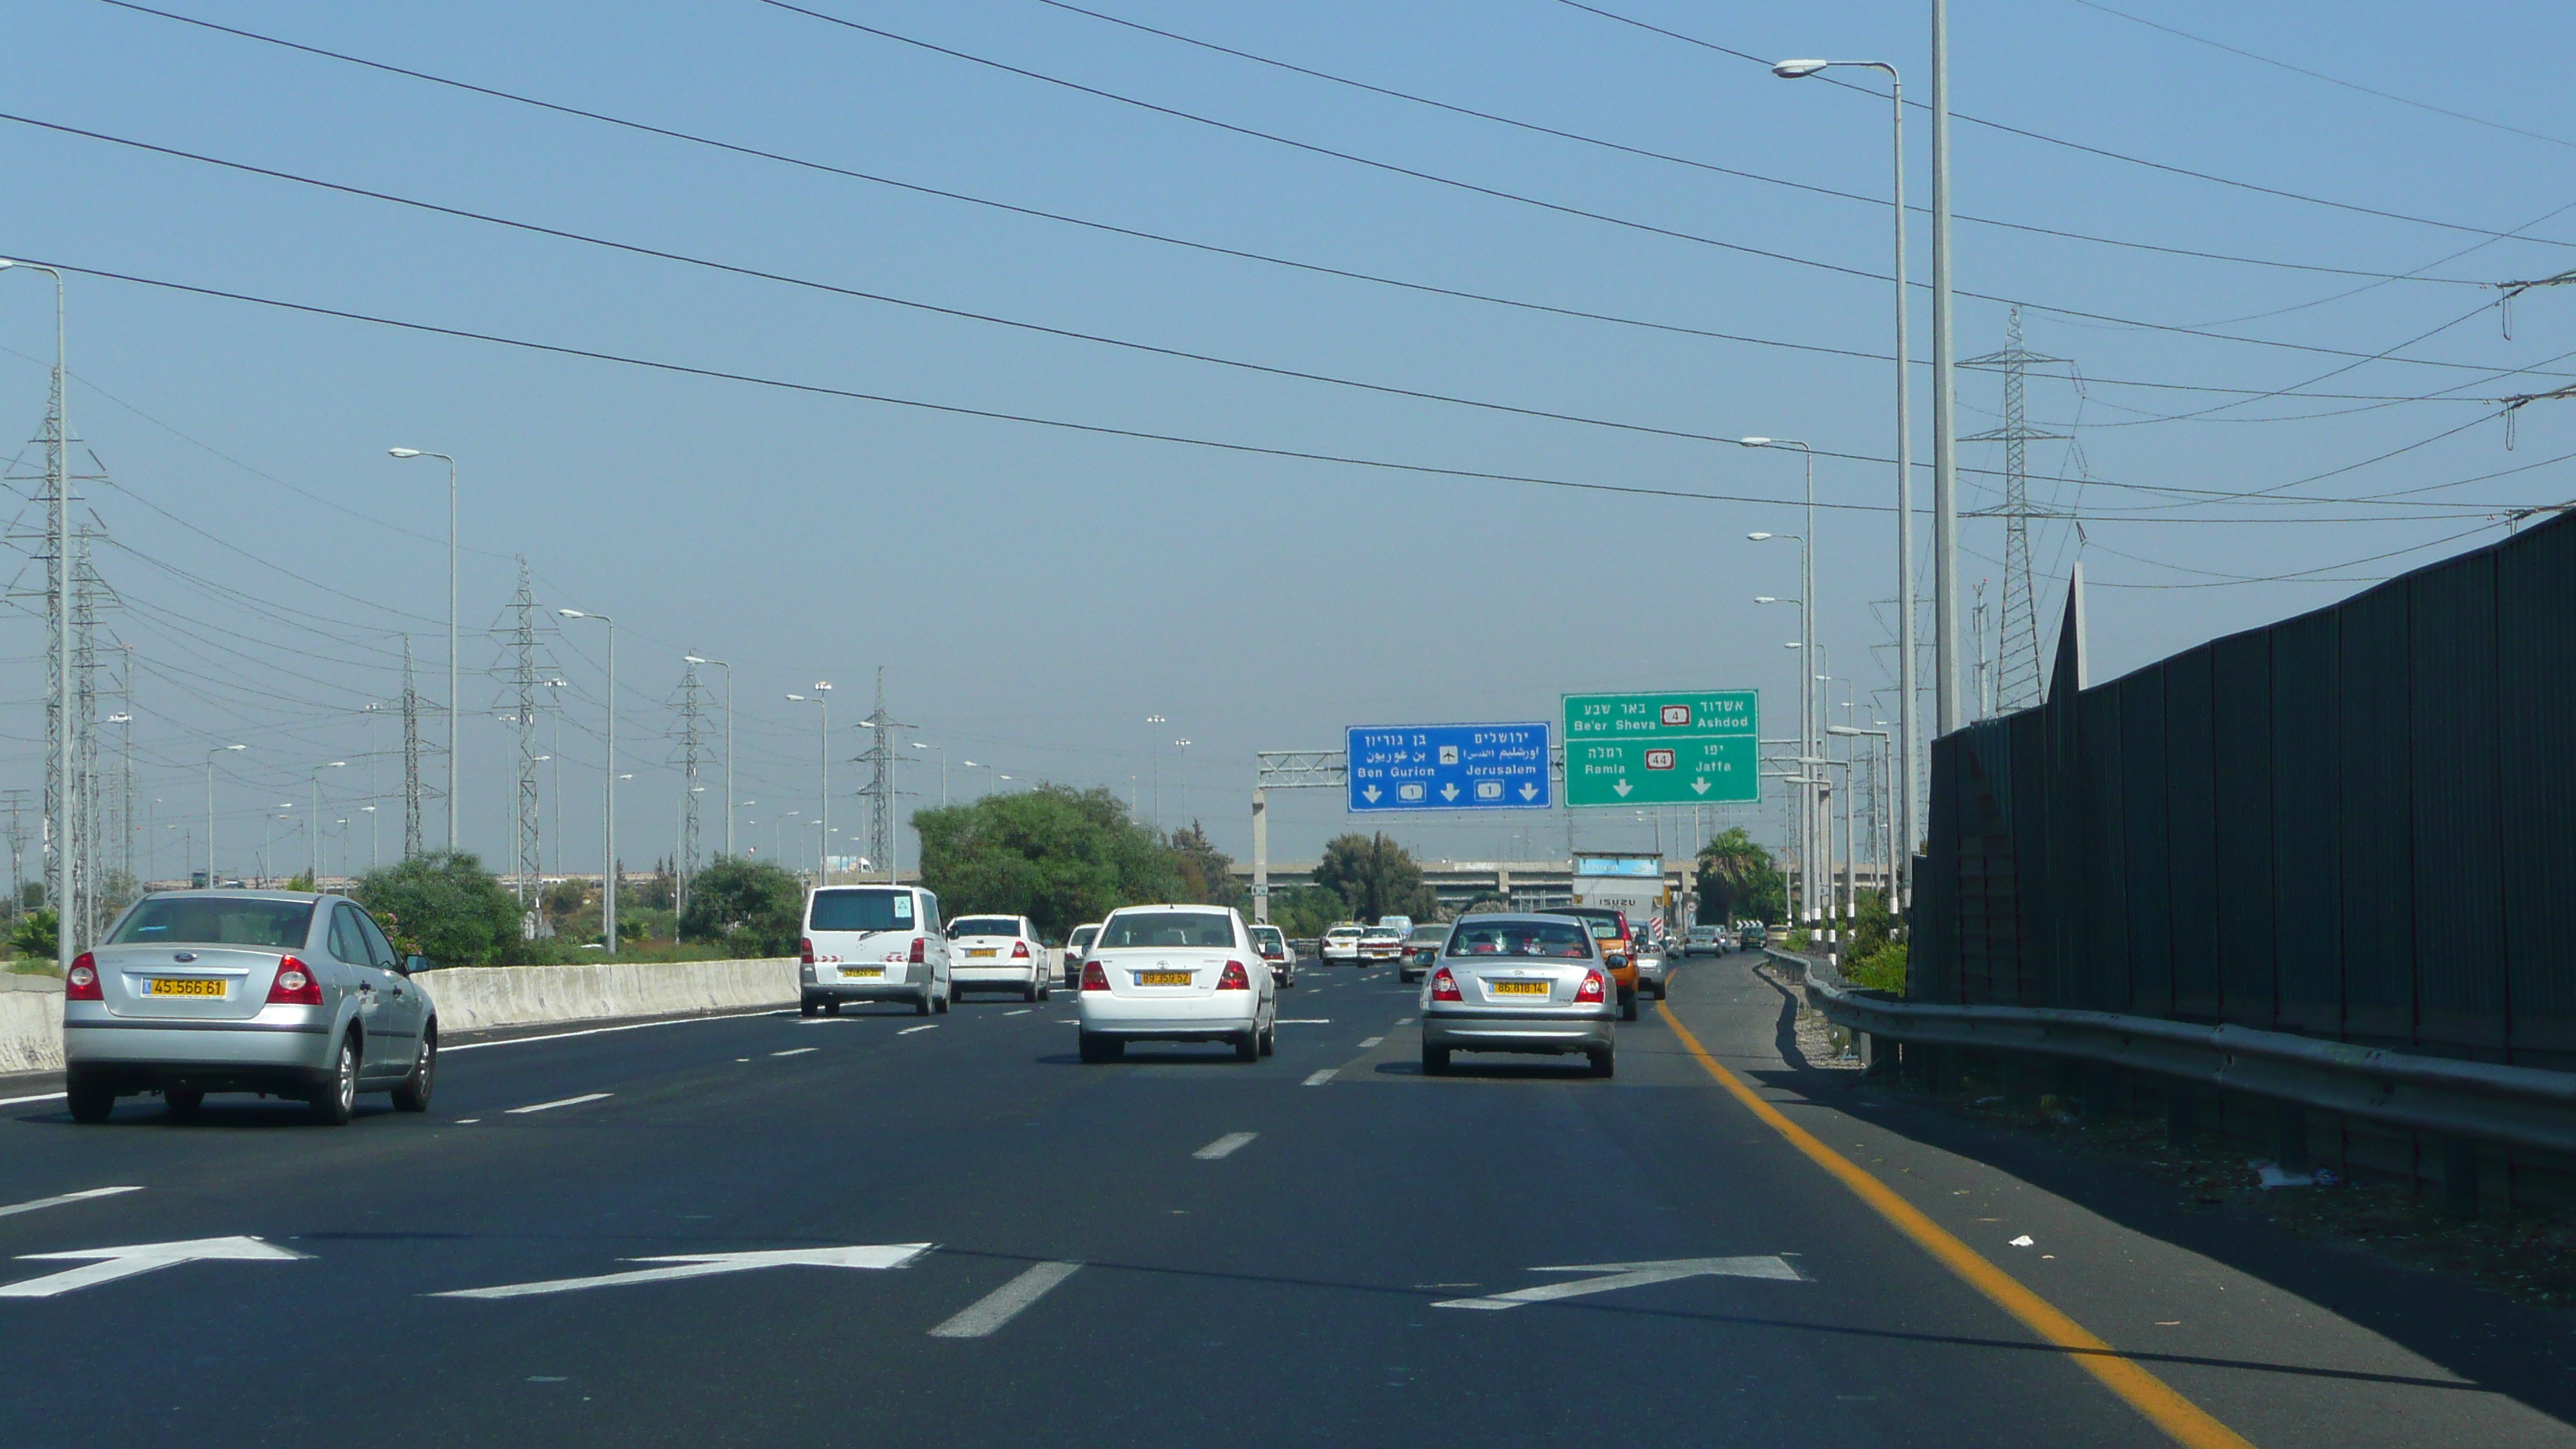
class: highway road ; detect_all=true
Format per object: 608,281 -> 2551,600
2,956 -> 2571,1447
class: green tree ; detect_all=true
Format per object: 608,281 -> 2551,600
1266,883 -> 1351,940
1694,827 -> 1786,925
678,855 -> 805,956
1167,820 -> 1245,910
9,908 -> 57,962
1312,832 -> 1437,924
915,785 -> 1182,940
351,851 -> 523,966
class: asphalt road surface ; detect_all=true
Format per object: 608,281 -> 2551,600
2,957 -> 2569,1447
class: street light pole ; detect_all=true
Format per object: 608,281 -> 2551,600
1929,0 -> 1962,738
910,742 -> 947,807
559,609 -> 615,948
386,449 -> 459,850
204,745 -> 245,889
309,762 -> 344,885
1769,58 -> 1917,906
787,683 -> 831,882
685,656 -> 734,858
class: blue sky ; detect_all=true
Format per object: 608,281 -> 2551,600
2,0 -> 2571,880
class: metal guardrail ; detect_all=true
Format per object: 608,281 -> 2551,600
1771,949 -> 2576,1156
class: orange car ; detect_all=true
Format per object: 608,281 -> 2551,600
1553,906 -> 1640,1020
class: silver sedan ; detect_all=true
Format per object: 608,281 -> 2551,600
1418,914 -> 1616,1077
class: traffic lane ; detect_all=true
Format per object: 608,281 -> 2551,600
1670,958 -> 2576,1449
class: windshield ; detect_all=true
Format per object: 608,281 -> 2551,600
949,917 -> 1019,938
1447,920 -> 1594,960
110,897 -> 313,949
808,889 -> 915,933
1406,926 -> 1447,944
1098,911 -> 1235,949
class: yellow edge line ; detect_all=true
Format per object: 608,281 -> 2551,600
1656,1001 -> 2256,1449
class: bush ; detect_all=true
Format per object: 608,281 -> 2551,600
1845,939 -> 1908,993
679,856 -> 804,957
9,909 -> 57,963
351,851 -> 523,966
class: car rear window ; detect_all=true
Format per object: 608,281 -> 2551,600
110,897 -> 313,949
1406,926 -> 1447,943
1070,927 -> 1098,950
809,889 -> 914,933
1099,912 -> 1235,949
948,917 -> 1019,938
1447,921 -> 1594,959
1559,910 -> 1626,939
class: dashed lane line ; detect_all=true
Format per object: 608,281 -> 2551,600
928,1261 -> 1084,1339
446,1009 -> 788,1052
0,1185 -> 142,1218
503,1092 -> 613,1115
1003,1009 -> 1032,1016
898,1025 -> 939,1036
1193,1132 -> 1258,1160
772,1048 -> 817,1057
1359,1036 -> 1384,1049
1302,1069 -> 1338,1087
0,1090 -> 65,1107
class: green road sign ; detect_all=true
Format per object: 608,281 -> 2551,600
1563,690 -> 1759,807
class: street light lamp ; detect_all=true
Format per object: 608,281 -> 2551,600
1770,55 -> 1920,903
909,742 -> 947,807
387,447 -> 461,851
204,745 -> 247,889
559,608 -> 617,947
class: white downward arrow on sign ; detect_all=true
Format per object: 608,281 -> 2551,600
1612,779 -> 1633,797
1433,1255 -> 1801,1310
1440,783 -> 1460,801
1691,778 -> 1711,795
0,1235 -> 309,1298
1361,786 -> 1382,803
1519,783 -> 1538,800
434,1242 -> 933,1300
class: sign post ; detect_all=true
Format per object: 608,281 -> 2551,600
1561,692 -> 1759,807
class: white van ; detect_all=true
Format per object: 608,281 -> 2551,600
800,885 -> 952,1016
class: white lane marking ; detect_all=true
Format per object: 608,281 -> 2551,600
437,1243 -> 933,1300
445,1008 -> 788,1052
1397,1017 -> 1416,1025
898,1024 -> 939,1036
1302,1069 -> 1337,1087
453,1118 -> 481,1125
1359,1036 -> 1384,1048
0,1185 -> 142,1219
928,1261 -> 1083,1338
0,1091 -> 66,1106
771,1048 -> 817,1057
504,1092 -> 612,1115
0,1235 -> 308,1298
1002,1009 -> 1032,1016
1434,1257 -> 1804,1310
1275,1019 -> 1331,1025
1193,1132 -> 1258,1160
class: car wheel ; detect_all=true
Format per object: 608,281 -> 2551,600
826,1000 -> 844,1016
937,984 -> 952,1013
1619,988 -> 1639,1023
1259,1023 -> 1276,1057
1023,978 -> 1039,1003
165,1087 -> 205,1120
391,1026 -> 437,1113
1421,1044 -> 1450,1075
799,997 -> 820,1018
309,1034 -> 359,1126
1077,1031 -> 1123,1064
1233,1029 -> 1259,1063
1588,1046 -> 1615,1079
916,988 -> 933,1017
66,1078 -> 115,1124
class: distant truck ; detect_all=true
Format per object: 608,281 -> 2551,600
1569,852 -> 1667,933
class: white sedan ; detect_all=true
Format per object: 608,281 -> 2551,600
946,913 -> 1050,1002
1076,905 -> 1277,1063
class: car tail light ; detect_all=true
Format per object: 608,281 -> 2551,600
267,954 -> 322,1005
800,937 -> 815,965
1576,969 -> 1606,1003
1081,961 -> 1108,992
1216,961 -> 1251,991
1012,940 -> 1031,959
1430,968 -> 1461,1002
65,952 -> 100,1001
909,937 -> 926,964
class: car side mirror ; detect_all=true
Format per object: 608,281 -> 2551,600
402,954 -> 434,975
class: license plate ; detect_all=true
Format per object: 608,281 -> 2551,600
967,948 -> 998,958
1137,970 -> 1191,986
841,966 -> 884,979
1491,980 -> 1550,997
147,978 -> 226,998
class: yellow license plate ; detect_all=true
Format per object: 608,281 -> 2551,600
841,966 -> 884,979
967,948 -> 998,958
147,978 -> 226,998
1492,981 -> 1550,997
1137,970 -> 1192,986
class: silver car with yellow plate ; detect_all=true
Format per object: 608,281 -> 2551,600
1419,913 -> 1615,1077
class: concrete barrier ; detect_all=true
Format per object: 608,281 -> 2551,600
0,957 -> 797,1077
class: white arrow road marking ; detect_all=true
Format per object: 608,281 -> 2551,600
434,1243 -> 933,1300
0,1185 -> 143,1219
1193,1132 -> 1257,1160
929,1261 -> 1083,1338
1434,1256 -> 1803,1310
0,1235 -> 307,1298
505,1093 -> 612,1115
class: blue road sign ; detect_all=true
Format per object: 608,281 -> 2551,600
1346,723 -> 1552,813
